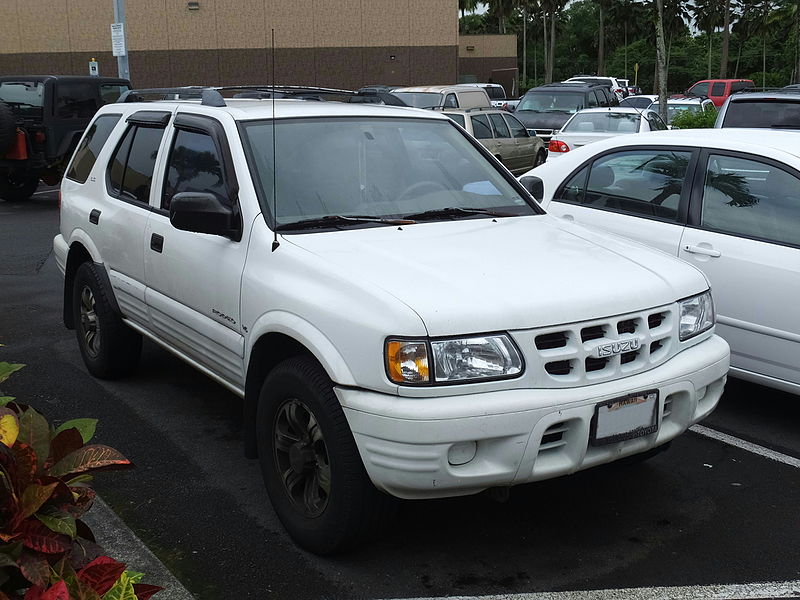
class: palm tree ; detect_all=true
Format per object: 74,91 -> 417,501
459,0 -> 479,20
654,0 -> 669,122
691,0 -> 724,78
719,0 -> 735,76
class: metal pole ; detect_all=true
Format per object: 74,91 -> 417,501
113,0 -> 130,81
522,7 -> 527,86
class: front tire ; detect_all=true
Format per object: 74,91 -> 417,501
0,174 -> 39,202
256,356 -> 395,554
72,262 -> 142,379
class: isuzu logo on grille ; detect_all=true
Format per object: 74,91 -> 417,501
593,338 -> 641,358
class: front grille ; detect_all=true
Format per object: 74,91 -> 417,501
540,421 -> 570,451
529,305 -> 677,386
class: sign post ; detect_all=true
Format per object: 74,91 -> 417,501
112,0 -> 130,81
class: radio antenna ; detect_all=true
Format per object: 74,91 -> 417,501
271,28 -> 280,252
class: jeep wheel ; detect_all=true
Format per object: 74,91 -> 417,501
0,102 -> 15,154
0,174 -> 39,202
257,356 -> 396,554
72,262 -> 142,379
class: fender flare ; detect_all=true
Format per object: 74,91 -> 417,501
246,311 -> 357,387
63,232 -> 121,328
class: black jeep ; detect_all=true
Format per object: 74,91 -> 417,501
0,75 -> 130,201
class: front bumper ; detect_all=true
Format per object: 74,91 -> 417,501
339,334 -> 729,499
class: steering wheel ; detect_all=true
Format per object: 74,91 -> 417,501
396,180 -> 448,203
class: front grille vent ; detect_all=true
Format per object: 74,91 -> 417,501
648,313 -> 665,329
617,319 -> 637,334
585,357 -> 608,372
650,340 -> 664,354
620,350 -> 639,364
535,331 -> 569,350
545,360 -> 573,375
540,421 -> 570,451
581,325 -> 606,343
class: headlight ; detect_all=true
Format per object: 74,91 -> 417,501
386,335 -> 523,385
679,291 -> 715,341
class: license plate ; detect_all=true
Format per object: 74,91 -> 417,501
590,390 -> 658,446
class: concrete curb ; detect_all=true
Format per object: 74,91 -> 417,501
83,496 -> 196,599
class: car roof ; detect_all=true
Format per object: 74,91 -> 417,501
527,82 -> 598,91
571,107 -> 648,115
393,86 -> 477,93
440,107 -> 506,115
651,97 -> 707,104
99,98 -> 451,122
555,128 -> 800,160
728,91 -> 800,101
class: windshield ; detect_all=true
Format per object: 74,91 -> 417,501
517,92 -> 586,113
240,117 -> 537,230
651,102 -> 702,123
0,81 -> 44,110
392,92 -> 443,108
563,111 -> 640,133
722,100 -> 800,128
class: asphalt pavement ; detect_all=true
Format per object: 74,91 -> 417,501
1,189 -> 799,600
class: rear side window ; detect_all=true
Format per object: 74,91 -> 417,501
56,82 -> 98,119
711,82 -> 726,96
162,129 -> 228,211
107,125 -> 165,205
444,93 -> 458,108
731,81 -> 753,92
722,100 -> 800,128
471,114 -> 493,139
690,82 -> 710,97
445,113 -> 465,128
555,149 -> 692,221
66,114 -> 121,183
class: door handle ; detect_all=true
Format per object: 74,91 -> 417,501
89,209 -> 101,225
683,244 -> 721,258
150,233 -> 164,253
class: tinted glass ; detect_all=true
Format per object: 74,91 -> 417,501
649,113 -> 668,130
517,92 -> 586,113
108,126 -> 135,195
558,150 -> 691,221
471,114 -> 493,139
689,82 -> 710,97
484,86 -> 505,99
240,118 -> 537,227
444,113 -> 466,127
587,91 -> 599,107
66,114 -> 121,183
56,82 -> 98,119
701,155 -> 800,246
100,84 -> 130,105
120,127 -> 164,204
556,166 -> 589,204
489,113 -> 511,138
722,100 -> 800,128
504,114 -> 528,138
563,112 -> 640,133
711,82 -> 726,96
651,102 -> 703,123
731,81 -> 753,92
163,130 -> 227,211
444,93 -> 458,108
620,97 -> 654,109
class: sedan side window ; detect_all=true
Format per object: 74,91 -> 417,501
162,129 -> 228,211
555,150 -> 691,221
504,114 -> 529,138
489,113 -> 511,139
701,154 -> 800,246
471,114 -> 493,139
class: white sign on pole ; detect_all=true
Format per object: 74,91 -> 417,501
111,23 -> 126,57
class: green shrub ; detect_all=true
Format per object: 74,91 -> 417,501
670,105 -> 718,129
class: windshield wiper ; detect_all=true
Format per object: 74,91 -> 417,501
402,207 -> 516,221
274,214 -> 415,231
2,101 -> 39,109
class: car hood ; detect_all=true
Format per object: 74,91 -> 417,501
513,111 -> 573,130
283,216 -> 708,336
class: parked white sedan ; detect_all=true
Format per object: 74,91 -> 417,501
522,129 -> 800,395
547,107 -> 668,159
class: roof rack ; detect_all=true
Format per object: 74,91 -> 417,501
117,85 -> 357,106
425,106 -> 499,113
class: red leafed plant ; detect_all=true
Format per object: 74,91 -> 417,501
0,362 -> 161,599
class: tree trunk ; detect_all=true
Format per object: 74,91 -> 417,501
795,4 -> 800,83
667,34 -> 673,71
719,0 -> 731,77
543,13 -> 550,83
624,22 -> 628,80
549,10 -> 557,82
707,31 -> 712,79
734,41 -> 742,78
598,4 -> 605,75
655,0 -> 669,123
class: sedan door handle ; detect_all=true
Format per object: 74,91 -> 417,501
150,233 -> 164,253
683,244 -> 721,258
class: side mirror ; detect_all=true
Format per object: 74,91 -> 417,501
520,175 -> 544,201
170,192 -> 240,240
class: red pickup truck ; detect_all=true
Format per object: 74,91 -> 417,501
679,79 -> 754,107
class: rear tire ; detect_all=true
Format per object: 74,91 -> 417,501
72,262 -> 142,379
0,174 -> 39,202
256,356 -> 396,554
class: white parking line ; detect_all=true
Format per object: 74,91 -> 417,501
690,424 -> 800,468
387,580 -> 800,600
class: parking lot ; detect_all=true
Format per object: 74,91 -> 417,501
0,189 -> 798,599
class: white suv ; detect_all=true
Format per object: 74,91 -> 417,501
54,89 -> 729,554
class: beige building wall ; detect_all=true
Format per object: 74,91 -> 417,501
458,34 -> 518,95
0,0 -> 458,88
